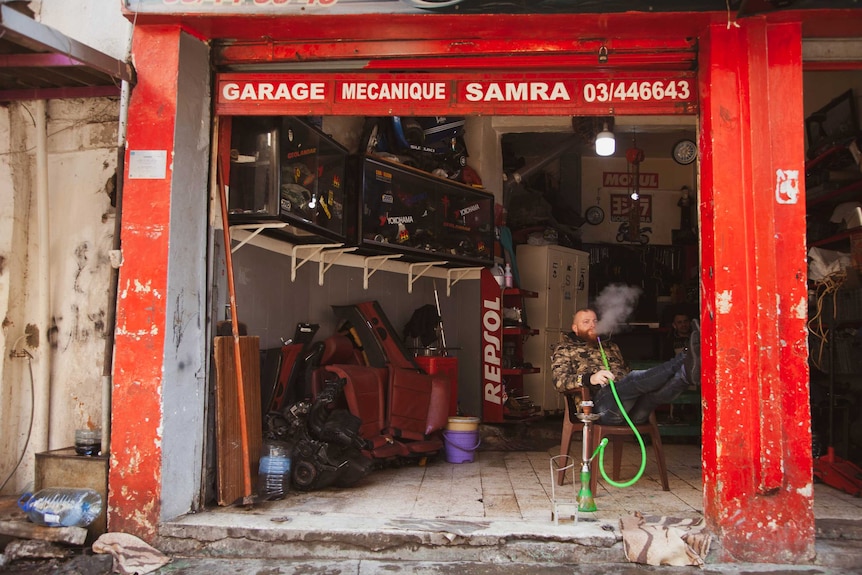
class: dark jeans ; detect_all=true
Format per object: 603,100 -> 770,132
593,353 -> 688,425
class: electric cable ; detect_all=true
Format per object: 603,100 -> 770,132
808,270 -> 846,371
595,337 -> 647,488
0,349 -> 35,493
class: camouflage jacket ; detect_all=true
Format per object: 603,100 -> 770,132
550,332 -> 630,394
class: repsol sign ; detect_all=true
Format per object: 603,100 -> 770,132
482,295 -> 502,406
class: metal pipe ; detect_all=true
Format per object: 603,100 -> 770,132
503,135 -> 581,207
34,99 -> 51,453
100,79 -> 132,457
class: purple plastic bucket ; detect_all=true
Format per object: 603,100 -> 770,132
443,430 -> 481,464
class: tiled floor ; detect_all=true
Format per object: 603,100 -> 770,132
256,440 -> 862,524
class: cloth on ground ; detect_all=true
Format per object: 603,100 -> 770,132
92,532 -> 171,575
620,511 -> 711,567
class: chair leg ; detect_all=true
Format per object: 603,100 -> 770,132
648,414 -> 670,491
612,436 -> 624,481
558,407 -> 575,486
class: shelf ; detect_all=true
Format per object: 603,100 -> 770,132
503,326 -> 539,336
807,179 -> 862,210
502,367 -> 540,376
503,288 -> 539,298
806,144 -> 854,173
229,225 -> 483,295
809,227 -> 862,249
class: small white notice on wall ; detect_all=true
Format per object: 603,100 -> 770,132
129,150 -> 167,179
775,169 -> 799,205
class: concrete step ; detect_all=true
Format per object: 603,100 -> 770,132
157,512 -> 625,565
157,511 -> 862,571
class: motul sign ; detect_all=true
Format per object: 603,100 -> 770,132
602,172 -> 660,188
216,72 -> 698,116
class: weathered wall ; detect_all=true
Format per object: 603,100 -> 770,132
0,0 -> 127,494
0,97 -> 119,493
0,103 -> 36,493
39,0 -> 132,62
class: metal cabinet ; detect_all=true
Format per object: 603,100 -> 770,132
516,244 -> 589,413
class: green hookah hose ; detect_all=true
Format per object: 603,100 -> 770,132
595,336 -> 646,487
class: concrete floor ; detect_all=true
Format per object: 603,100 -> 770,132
186,439 -> 862,525
4,430 -> 862,574
155,435 -> 862,571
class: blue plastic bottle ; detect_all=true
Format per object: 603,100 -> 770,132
18,487 -> 103,528
258,441 -> 292,500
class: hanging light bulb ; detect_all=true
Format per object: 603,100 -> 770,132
595,122 -> 615,156
630,191 -> 640,201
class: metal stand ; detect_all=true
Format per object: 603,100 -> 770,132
549,455 -> 578,525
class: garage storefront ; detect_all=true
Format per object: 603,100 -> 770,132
108,1 -> 857,563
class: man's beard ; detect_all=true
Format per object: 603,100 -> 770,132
577,329 -> 599,345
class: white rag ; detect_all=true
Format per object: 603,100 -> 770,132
620,512 -> 712,567
92,532 -> 171,575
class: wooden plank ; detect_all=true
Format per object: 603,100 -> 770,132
213,336 -> 262,506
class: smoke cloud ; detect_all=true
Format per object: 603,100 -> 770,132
594,284 -> 642,335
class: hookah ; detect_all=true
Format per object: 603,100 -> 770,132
573,399 -> 606,512
575,335 -> 648,512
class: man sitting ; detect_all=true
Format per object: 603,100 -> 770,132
551,308 -> 700,425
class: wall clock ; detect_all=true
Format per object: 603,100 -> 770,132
585,205 -> 604,225
673,139 -> 698,165
585,189 -> 604,225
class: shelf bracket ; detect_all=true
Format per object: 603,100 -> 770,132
363,254 -> 402,290
229,222 -> 287,253
408,261 -> 448,294
319,246 -> 358,286
290,243 -> 344,282
446,267 -> 484,296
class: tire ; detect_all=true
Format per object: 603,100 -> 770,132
292,459 -> 319,491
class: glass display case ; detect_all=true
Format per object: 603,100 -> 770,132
360,156 -> 494,266
227,116 -> 351,243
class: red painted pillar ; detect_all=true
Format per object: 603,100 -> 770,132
109,26 -> 182,541
698,19 -> 813,562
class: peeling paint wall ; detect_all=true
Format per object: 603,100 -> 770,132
0,0 -> 127,495
0,103 -> 37,493
45,98 -> 119,449
0,97 -> 120,493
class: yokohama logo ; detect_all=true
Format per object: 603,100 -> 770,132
386,215 -> 414,225
458,204 -> 480,218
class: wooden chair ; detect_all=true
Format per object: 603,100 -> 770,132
557,387 -> 670,493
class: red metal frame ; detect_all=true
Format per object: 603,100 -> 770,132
699,20 -> 812,563
124,11 -> 862,43
108,5 -> 855,565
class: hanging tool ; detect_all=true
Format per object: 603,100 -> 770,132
433,280 -> 448,356
216,157 -> 255,506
